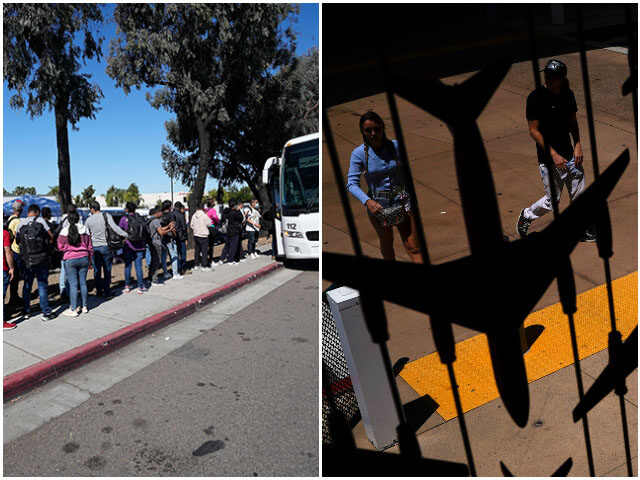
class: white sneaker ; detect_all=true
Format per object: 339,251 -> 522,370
82,306 -> 88,314
193,266 -> 201,272
201,267 -> 212,272
151,282 -> 165,287
230,261 -> 238,265
252,253 -> 258,259
172,274 -> 184,280
63,309 -> 78,317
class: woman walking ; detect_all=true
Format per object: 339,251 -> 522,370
346,110 -> 423,263
57,211 -> 93,317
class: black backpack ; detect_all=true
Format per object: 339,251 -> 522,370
161,211 -> 176,239
3,214 -> 18,243
20,219 -> 50,268
103,213 -> 126,250
125,213 -> 148,242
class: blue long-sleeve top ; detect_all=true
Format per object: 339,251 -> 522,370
347,140 -> 403,205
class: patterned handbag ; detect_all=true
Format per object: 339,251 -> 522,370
364,141 -> 408,227
375,202 -> 406,227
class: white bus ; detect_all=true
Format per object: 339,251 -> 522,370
262,133 -> 319,260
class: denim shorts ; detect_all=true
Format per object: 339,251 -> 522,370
369,187 -> 411,212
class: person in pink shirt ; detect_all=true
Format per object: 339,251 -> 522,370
57,210 -> 93,317
205,199 -> 220,225
205,199 -> 220,264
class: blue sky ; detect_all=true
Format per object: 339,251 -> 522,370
3,3 -> 319,198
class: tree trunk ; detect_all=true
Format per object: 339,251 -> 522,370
256,184 -> 272,213
190,118 -> 212,224
54,99 -> 72,213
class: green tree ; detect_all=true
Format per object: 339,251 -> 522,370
122,183 -> 141,205
217,47 -> 319,211
75,184 -> 96,207
105,185 -> 124,207
206,188 -> 217,201
107,4 -> 296,221
3,188 -> 8,196
47,185 -> 60,202
4,4 -> 104,212
11,186 -> 37,196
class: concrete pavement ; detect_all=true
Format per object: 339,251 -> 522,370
4,246 -> 281,400
323,34 -> 637,477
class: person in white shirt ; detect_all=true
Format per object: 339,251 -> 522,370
243,198 -> 261,259
190,203 -> 214,271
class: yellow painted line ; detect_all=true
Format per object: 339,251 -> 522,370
399,272 -> 638,421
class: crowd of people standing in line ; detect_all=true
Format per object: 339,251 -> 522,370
3,196 -> 265,330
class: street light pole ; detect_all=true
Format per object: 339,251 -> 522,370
171,175 -> 174,205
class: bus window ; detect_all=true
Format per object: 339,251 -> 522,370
281,139 -> 319,216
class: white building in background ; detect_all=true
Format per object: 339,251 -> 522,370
94,192 -> 190,210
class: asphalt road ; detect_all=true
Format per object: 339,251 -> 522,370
3,270 -> 319,477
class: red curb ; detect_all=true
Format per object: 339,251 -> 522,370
4,262 -> 283,401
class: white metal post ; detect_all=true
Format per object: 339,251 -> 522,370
326,287 -> 400,450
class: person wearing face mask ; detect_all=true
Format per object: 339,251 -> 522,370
243,198 -> 262,259
516,59 -> 595,242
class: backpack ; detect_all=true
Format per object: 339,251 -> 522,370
160,211 -> 176,240
219,218 -> 229,234
125,213 -> 148,242
219,210 -> 229,234
104,213 -> 126,250
3,214 -> 19,243
19,218 -> 50,268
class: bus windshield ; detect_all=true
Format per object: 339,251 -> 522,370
281,139 -> 319,216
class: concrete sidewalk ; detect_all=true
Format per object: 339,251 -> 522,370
322,37 -> 637,476
4,247 -> 281,400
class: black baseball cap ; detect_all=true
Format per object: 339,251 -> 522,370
542,59 -> 567,77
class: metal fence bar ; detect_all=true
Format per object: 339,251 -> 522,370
576,6 -> 633,475
322,109 -> 421,459
624,5 -> 637,134
376,35 -> 478,477
323,6 -> 634,476
526,7 -> 598,476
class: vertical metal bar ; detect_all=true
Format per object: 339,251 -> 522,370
322,109 -> 364,257
528,8 -> 596,476
376,32 -> 477,477
624,5 -> 637,135
323,110 -> 420,458
576,7 -> 632,475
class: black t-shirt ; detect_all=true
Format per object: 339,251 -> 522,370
526,86 -> 578,164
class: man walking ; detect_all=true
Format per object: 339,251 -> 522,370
516,59 -> 595,242
15,204 -> 55,321
85,201 -> 129,298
